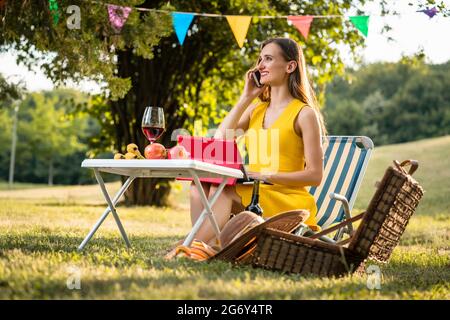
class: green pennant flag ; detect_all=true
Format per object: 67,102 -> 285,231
349,16 -> 369,37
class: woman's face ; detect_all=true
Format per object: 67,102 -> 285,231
257,42 -> 296,87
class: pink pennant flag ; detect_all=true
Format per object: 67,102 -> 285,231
107,4 -> 132,32
288,16 -> 314,39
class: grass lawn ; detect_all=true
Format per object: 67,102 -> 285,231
0,136 -> 449,299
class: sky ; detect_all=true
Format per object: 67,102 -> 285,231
0,1 -> 449,93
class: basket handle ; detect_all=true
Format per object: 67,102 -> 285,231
393,159 -> 419,176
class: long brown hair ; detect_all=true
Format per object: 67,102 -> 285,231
257,37 -> 327,136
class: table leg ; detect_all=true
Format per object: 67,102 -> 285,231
183,171 -> 227,248
77,172 -> 135,251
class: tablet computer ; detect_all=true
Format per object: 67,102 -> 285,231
176,135 -> 243,186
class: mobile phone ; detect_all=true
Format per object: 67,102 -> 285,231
252,70 -> 262,88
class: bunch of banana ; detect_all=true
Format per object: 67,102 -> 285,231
114,143 -> 145,160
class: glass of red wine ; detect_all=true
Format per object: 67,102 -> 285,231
142,106 -> 165,144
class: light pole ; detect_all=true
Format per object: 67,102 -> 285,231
8,99 -> 20,187
6,74 -> 25,188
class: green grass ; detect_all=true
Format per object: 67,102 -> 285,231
0,136 -> 449,299
354,135 -> 450,216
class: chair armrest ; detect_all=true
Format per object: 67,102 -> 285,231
293,223 -> 338,244
329,192 -> 354,238
329,192 -> 351,220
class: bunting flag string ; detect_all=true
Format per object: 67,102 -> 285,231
99,3 -> 441,47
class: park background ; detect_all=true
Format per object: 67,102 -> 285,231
0,0 -> 449,299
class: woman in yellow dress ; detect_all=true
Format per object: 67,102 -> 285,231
187,37 -> 326,247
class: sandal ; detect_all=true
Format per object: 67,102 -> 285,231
169,239 -> 218,261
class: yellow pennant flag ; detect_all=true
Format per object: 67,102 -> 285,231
225,15 -> 252,48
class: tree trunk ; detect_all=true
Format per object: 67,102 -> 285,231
122,177 -> 172,206
48,158 -> 53,186
113,5 -> 231,206
115,49 -> 188,207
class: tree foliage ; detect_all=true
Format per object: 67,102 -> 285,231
0,89 -> 100,185
3,0 -> 445,205
0,73 -> 24,107
1,0 -> 172,101
323,58 -> 450,145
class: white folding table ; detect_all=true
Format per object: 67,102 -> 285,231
79,159 -> 243,251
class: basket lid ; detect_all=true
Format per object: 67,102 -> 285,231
213,209 -> 310,263
348,159 -> 424,261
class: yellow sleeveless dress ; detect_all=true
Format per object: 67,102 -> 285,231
235,98 -> 320,231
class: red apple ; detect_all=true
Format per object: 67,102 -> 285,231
168,145 -> 190,159
144,143 -> 167,159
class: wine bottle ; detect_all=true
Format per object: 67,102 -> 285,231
245,180 -> 263,216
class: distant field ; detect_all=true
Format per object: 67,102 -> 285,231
0,136 -> 448,299
0,182 -> 49,191
353,135 -> 450,216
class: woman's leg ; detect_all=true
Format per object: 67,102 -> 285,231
191,184 -> 244,246
164,181 -> 211,258
190,181 -> 211,226
166,182 -> 243,258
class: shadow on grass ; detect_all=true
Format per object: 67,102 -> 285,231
198,259 -> 450,299
1,231 -> 449,299
34,202 -> 182,212
35,202 -> 110,208
4,258 -> 447,299
0,233 -> 181,256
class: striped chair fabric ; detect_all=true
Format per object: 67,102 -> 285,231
308,136 -> 374,229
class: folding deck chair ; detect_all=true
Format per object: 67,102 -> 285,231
295,136 -> 374,242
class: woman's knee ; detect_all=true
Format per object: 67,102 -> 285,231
222,185 -> 242,203
208,184 -> 226,198
208,185 -> 239,201
190,181 -> 211,199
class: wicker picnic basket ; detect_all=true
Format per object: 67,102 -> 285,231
252,228 -> 364,276
349,160 -> 424,262
251,160 -> 424,277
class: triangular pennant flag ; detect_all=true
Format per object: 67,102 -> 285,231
349,16 -> 369,37
172,12 -> 195,45
287,16 -> 314,39
107,4 -> 132,32
225,15 -> 252,48
417,7 -> 438,18
48,0 -> 60,25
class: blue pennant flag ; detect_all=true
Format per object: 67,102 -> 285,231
172,12 -> 195,45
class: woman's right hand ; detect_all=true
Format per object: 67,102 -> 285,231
241,69 -> 267,101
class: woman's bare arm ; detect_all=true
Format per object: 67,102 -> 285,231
214,70 -> 266,139
248,106 -> 324,187
214,96 -> 255,139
